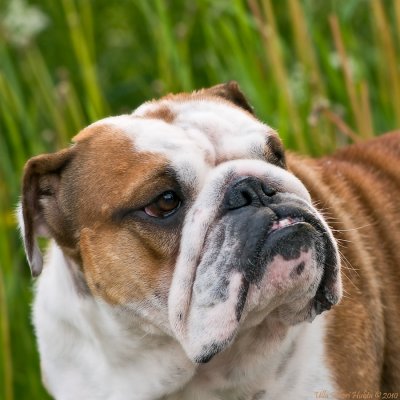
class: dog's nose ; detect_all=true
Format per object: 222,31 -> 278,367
224,176 -> 276,210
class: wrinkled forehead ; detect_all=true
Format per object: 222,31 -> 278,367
75,98 -> 276,189
133,98 -> 276,161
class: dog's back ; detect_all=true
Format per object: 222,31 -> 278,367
289,132 -> 400,391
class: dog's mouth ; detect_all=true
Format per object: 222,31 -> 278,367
169,196 -> 341,364
269,216 -> 304,233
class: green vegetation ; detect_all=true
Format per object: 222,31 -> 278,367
1,1 -> 400,398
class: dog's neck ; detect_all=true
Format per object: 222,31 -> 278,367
34,242 -> 334,400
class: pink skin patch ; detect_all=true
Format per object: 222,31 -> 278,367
263,250 -> 317,293
243,248 -> 323,330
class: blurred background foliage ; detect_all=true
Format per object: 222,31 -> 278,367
1,0 -> 400,398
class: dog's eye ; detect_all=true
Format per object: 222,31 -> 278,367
265,135 -> 286,168
144,191 -> 181,218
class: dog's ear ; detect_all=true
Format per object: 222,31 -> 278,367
201,81 -> 254,114
18,148 -> 74,277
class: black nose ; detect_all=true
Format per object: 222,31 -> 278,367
224,177 -> 276,210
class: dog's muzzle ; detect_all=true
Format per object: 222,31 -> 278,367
169,174 -> 341,364
224,176 -> 339,312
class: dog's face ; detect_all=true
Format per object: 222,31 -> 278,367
20,82 -> 341,363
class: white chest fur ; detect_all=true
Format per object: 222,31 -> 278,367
34,244 -> 336,400
171,313 -> 336,400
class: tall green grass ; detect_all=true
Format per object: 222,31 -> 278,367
1,1 -> 400,398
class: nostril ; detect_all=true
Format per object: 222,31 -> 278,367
240,190 -> 253,206
225,176 -> 276,211
226,188 -> 253,210
261,183 -> 276,197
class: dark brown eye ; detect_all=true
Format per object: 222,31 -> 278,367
144,191 -> 181,218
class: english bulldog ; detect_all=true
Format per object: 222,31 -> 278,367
19,82 -> 400,399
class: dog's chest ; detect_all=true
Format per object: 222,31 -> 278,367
35,236 -> 337,400
169,316 -> 335,400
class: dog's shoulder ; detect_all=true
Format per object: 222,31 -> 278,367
290,132 -> 400,391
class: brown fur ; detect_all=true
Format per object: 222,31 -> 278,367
72,126 -> 182,303
197,81 -> 255,114
80,224 -> 175,304
21,148 -> 73,275
23,123 -> 181,303
144,104 -> 176,123
158,81 -> 256,117
288,132 -> 400,391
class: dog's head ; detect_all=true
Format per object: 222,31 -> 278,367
19,82 -> 341,363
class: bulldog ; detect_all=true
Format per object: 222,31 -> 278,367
19,82 -> 400,399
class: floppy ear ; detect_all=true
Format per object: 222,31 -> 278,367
18,148 -> 74,277
201,81 -> 254,114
